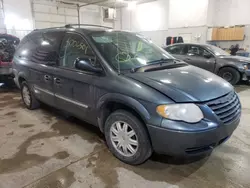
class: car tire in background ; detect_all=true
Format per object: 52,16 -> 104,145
218,67 -> 241,85
104,110 -> 152,165
21,81 -> 40,110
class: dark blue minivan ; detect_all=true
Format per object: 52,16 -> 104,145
13,25 -> 241,165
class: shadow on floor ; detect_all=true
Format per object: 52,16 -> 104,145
0,79 -> 18,93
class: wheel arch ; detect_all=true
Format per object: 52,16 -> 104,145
216,65 -> 241,75
17,72 -> 28,87
97,93 -> 150,133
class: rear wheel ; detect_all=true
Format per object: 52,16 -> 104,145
104,110 -> 152,165
21,81 -> 40,110
218,67 -> 241,85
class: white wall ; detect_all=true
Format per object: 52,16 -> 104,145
121,0 -> 208,46
139,27 -> 207,47
207,0 -> 250,49
121,0 -> 169,46
33,0 -> 119,30
32,0 -> 78,29
169,0 -> 208,28
121,0 -> 168,32
120,0 -> 250,49
121,0 -> 209,31
209,0 -> 250,27
3,0 -> 33,38
0,0 -> 5,33
80,5 -> 120,29
1,0 -> 120,39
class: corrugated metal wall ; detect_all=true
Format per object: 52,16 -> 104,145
32,0 -> 78,29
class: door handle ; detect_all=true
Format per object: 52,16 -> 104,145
185,58 -> 191,61
44,75 -> 51,81
54,78 -> 61,85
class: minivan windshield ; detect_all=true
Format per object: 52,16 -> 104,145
206,45 -> 230,56
90,31 -> 174,71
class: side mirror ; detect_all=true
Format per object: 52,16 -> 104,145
74,57 -> 102,73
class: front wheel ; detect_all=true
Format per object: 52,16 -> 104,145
104,110 -> 152,165
218,67 -> 241,85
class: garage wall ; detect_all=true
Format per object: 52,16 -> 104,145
168,0 -> 208,28
208,0 -> 250,27
1,0 -> 120,39
121,0 -> 168,32
80,5 -> 120,29
120,0 -> 208,46
207,0 -> 250,49
120,0 -> 250,48
0,0 -> 5,33
3,0 -> 33,38
138,27 -> 207,47
32,0 -> 78,29
33,0 -> 120,30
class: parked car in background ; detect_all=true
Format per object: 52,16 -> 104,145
0,34 -> 20,82
13,25 -> 241,165
164,43 -> 250,84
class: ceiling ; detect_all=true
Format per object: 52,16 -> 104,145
58,0 -> 156,8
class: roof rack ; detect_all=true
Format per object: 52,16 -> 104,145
65,24 -> 113,29
33,26 -> 65,31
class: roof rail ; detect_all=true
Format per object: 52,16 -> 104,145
65,24 -> 113,29
33,26 -> 65,31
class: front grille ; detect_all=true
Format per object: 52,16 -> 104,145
206,91 -> 241,124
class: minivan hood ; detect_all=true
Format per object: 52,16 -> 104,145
126,65 -> 233,102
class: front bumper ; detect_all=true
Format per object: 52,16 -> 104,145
242,69 -> 250,80
147,116 -> 240,157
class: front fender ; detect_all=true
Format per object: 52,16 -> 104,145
97,93 -> 150,119
215,59 -> 242,74
97,93 -> 151,132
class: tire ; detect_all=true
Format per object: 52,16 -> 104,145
21,81 -> 40,110
218,67 -> 241,85
104,110 -> 152,165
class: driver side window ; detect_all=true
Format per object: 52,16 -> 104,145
59,33 -> 99,69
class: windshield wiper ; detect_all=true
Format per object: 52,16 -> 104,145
146,58 -> 175,64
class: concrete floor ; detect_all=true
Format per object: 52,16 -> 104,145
0,82 -> 250,188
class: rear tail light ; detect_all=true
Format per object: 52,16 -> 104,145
0,61 -> 11,66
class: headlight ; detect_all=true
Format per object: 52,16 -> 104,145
243,63 -> 250,70
156,103 -> 204,123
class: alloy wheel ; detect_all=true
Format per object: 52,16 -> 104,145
223,72 -> 233,82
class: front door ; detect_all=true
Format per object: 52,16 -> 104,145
53,32 -> 103,124
184,45 -> 216,72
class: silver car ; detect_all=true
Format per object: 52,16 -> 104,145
165,43 -> 250,84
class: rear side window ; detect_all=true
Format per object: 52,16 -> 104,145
16,30 -> 65,64
15,35 -> 33,59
